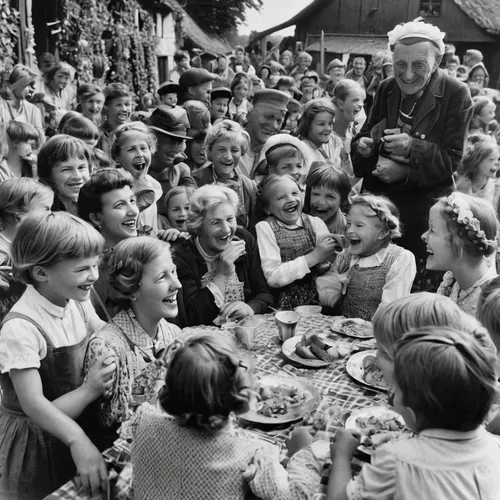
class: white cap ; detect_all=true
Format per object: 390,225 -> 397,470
387,18 -> 446,55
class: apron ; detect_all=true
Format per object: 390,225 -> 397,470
0,304 -> 90,500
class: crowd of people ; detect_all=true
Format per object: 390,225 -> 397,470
0,16 -> 500,500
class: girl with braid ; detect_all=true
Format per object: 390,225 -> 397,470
128,334 -> 324,499
422,192 -> 498,317
331,193 -> 416,320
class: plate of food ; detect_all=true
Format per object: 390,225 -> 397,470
240,375 -> 321,425
282,328 -> 350,368
346,350 -> 389,391
331,318 -> 374,339
345,406 -> 409,455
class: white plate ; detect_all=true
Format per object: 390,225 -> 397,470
345,406 -> 407,455
239,375 -> 321,425
331,318 -> 374,339
346,350 -> 389,392
282,332 -> 347,368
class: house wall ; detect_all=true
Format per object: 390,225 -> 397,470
295,0 -> 496,43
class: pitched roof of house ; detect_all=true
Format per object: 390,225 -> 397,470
249,0 -> 500,42
158,0 -> 233,54
306,34 -> 388,55
452,0 -> 500,35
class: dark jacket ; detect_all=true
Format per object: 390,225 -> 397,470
172,227 -> 273,327
352,68 -> 473,201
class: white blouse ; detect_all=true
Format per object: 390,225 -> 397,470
255,215 -> 330,288
0,285 -> 104,372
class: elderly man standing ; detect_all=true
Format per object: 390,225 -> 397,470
351,20 -> 473,287
240,89 -> 290,179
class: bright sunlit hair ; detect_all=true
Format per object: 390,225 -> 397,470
204,119 -> 250,154
349,192 -> 401,240
457,134 -> 499,183
12,211 -> 104,285
186,184 -> 238,236
108,236 -> 172,310
0,178 -> 53,231
373,292 -> 485,358
394,326 -> 497,432
110,121 -> 157,160
434,192 -> 498,258
265,144 -> 304,169
331,79 -> 366,106
159,333 -> 253,431
256,173 -> 302,214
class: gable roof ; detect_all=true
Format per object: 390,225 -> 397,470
249,0 -> 329,43
452,0 -> 500,35
306,34 -> 388,55
158,0 -> 233,54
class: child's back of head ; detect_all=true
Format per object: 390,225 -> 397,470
59,114 -> 100,146
394,326 -> 497,432
159,334 -> 252,432
478,275 -> 500,353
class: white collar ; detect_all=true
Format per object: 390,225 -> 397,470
349,245 -> 390,266
26,285 -> 71,320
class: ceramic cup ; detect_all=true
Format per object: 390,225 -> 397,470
275,311 -> 300,342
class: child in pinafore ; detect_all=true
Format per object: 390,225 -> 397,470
255,174 -> 339,310
323,193 -> 416,320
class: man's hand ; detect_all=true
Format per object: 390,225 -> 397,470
372,157 -> 409,184
382,130 -> 412,157
357,137 -> 375,157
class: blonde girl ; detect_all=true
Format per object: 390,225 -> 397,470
327,193 -> 416,320
297,98 -> 344,173
422,192 -> 498,316
332,79 -> 366,184
372,292 -> 492,387
255,174 -> 338,309
329,327 -> 500,500
469,96 -> 496,136
158,185 -> 196,232
0,212 -> 115,499
304,161 -> 351,234
456,134 -> 500,205
37,134 -> 92,214
111,121 -> 162,235
0,178 -> 53,321
129,334 -> 323,499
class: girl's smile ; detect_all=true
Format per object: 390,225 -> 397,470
308,111 -> 334,146
309,186 -> 341,222
266,176 -> 303,225
421,205 -> 454,271
167,192 -> 190,232
198,202 -> 237,255
118,134 -> 152,179
346,205 -> 388,257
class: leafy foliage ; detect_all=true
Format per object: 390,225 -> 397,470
184,0 -> 263,37
0,1 -> 20,79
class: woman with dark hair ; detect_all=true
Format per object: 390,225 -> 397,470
84,236 -> 181,449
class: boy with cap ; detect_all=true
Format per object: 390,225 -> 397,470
178,68 -> 216,106
210,86 -> 232,124
157,81 -> 180,108
147,105 -> 196,207
326,58 -> 345,85
241,88 -> 290,179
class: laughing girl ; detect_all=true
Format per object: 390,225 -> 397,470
37,135 -> 92,215
255,174 -> 338,310
422,192 -> 498,317
111,122 -> 162,235
456,134 -> 500,206
331,193 -> 416,320
77,84 -> 105,125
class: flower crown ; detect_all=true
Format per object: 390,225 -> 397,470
387,18 -> 445,55
444,193 -> 496,250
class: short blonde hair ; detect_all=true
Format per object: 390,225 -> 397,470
349,192 -> 401,240
12,212 -> 104,285
204,119 -> 250,155
187,184 -> 238,236
373,292 -> 484,357
110,122 -> 157,160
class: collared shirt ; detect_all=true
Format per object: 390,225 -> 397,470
255,215 -> 330,288
0,285 -> 104,372
347,426 -> 500,500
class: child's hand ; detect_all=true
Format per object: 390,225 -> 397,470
216,240 -> 246,277
314,234 -> 339,262
84,354 -> 116,400
157,228 -> 190,242
70,433 -> 109,497
330,428 -> 360,459
221,300 -> 254,322
287,427 -> 313,456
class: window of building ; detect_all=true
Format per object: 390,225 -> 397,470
419,0 -> 442,17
